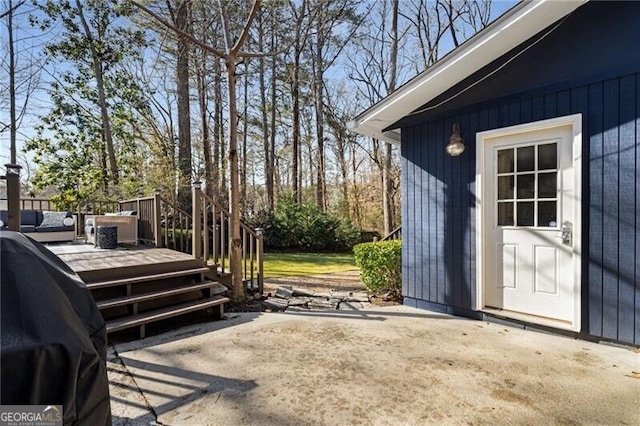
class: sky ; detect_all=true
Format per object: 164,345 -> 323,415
0,0 -> 519,175
0,0 -> 62,168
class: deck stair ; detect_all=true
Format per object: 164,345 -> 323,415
80,255 -> 229,339
87,267 -> 211,290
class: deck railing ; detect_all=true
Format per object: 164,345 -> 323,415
381,225 -> 402,241
120,193 -> 193,252
1,197 -> 120,216
120,195 -> 161,246
120,186 -> 264,293
191,184 -> 263,294
7,189 -> 263,292
2,197 -> 120,236
74,200 -> 120,234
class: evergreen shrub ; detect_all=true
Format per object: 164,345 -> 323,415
245,193 -> 360,252
353,240 -> 402,292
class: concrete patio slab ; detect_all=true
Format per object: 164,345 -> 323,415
109,306 -> 640,425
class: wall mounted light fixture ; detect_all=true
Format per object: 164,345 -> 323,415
446,124 -> 465,156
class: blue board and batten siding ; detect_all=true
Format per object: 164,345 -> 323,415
400,1 -> 640,346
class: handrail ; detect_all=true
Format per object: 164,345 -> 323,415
118,186 -> 263,295
192,184 -> 263,294
381,225 -> 402,241
119,195 -> 155,203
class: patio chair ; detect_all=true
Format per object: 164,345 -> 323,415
85,211 -> 138,246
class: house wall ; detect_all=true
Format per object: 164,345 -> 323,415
401,3 -> 640,345
402,75 -> 640,346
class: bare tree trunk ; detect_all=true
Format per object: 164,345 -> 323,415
241,64 -> 249,213
8,0 -> 16,164
382,0 -> 399,235
291,47 -> 301,204
220,0 -> 262,302
350,142 -> 362,228
288,0 -> 308,205
313,20 -> 326,210
133,0 -> 262,301
197,51 -> 213,196
100,141 -> 108,189
257,13 -> 273,212
306,135 -> 315,190
443,0 -> 460,48
226,56 -> 243,302
213,58 -> 222,204
75,0 -> 118,185
298,128 -> 303,199
176,0 -> 192,202
382,144 -> 394,233
258,12 -> 275,212
336,133 -> 349,216
268,25 -> 277,207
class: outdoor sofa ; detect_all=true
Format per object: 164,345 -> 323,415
0,210 -> 76,242
85,210 -> 138,246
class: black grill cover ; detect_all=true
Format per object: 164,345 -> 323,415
1,232 -> 111,425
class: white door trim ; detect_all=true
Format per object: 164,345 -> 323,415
475,113 -> 582,331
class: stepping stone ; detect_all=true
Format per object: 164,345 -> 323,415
345,294 -> 370,303
275,286 -> 294,299
338,302 -> 359,310
288,297 -> 311,307
308,299 -> 338,310
312,293 -> 331,299
264,298 -> 288,311
292,288 -> 315,297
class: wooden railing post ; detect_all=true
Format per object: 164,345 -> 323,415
76,200 -> 82,237
192,182 -> 203,265
203,198 -> 209,265
211,190 -> 218,267
5,164 -> 21,232
255,227 -> 264,294
153,189 -> 162,248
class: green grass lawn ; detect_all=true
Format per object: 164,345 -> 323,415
263,252 -> 358,278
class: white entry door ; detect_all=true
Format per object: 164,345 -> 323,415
478,115 -> 581,330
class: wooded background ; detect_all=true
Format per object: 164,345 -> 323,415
1,0 -> 498,235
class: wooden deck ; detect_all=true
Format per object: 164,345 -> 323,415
46,242 -> 228,339
48,243 -> 201,282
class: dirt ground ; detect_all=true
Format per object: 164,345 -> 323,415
261,270 -> 401,307
262,270 -> 365,295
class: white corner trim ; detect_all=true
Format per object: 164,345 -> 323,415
571,115 -> 583,333
475,114 -> 583,332
475,138 -> 484,312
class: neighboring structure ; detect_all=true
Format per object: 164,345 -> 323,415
350,0 -> 640,346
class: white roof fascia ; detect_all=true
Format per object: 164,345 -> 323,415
348,0 -> 588,146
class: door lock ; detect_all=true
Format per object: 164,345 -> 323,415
562,221 -> 573,246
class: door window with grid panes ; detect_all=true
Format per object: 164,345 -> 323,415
496,142 -> 558,227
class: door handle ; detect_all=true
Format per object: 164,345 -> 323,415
562,221 -> 573,246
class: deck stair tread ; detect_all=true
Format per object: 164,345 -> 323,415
86,267 -> 210,289
106,296 -> 229,333
97,281 -> 226,310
